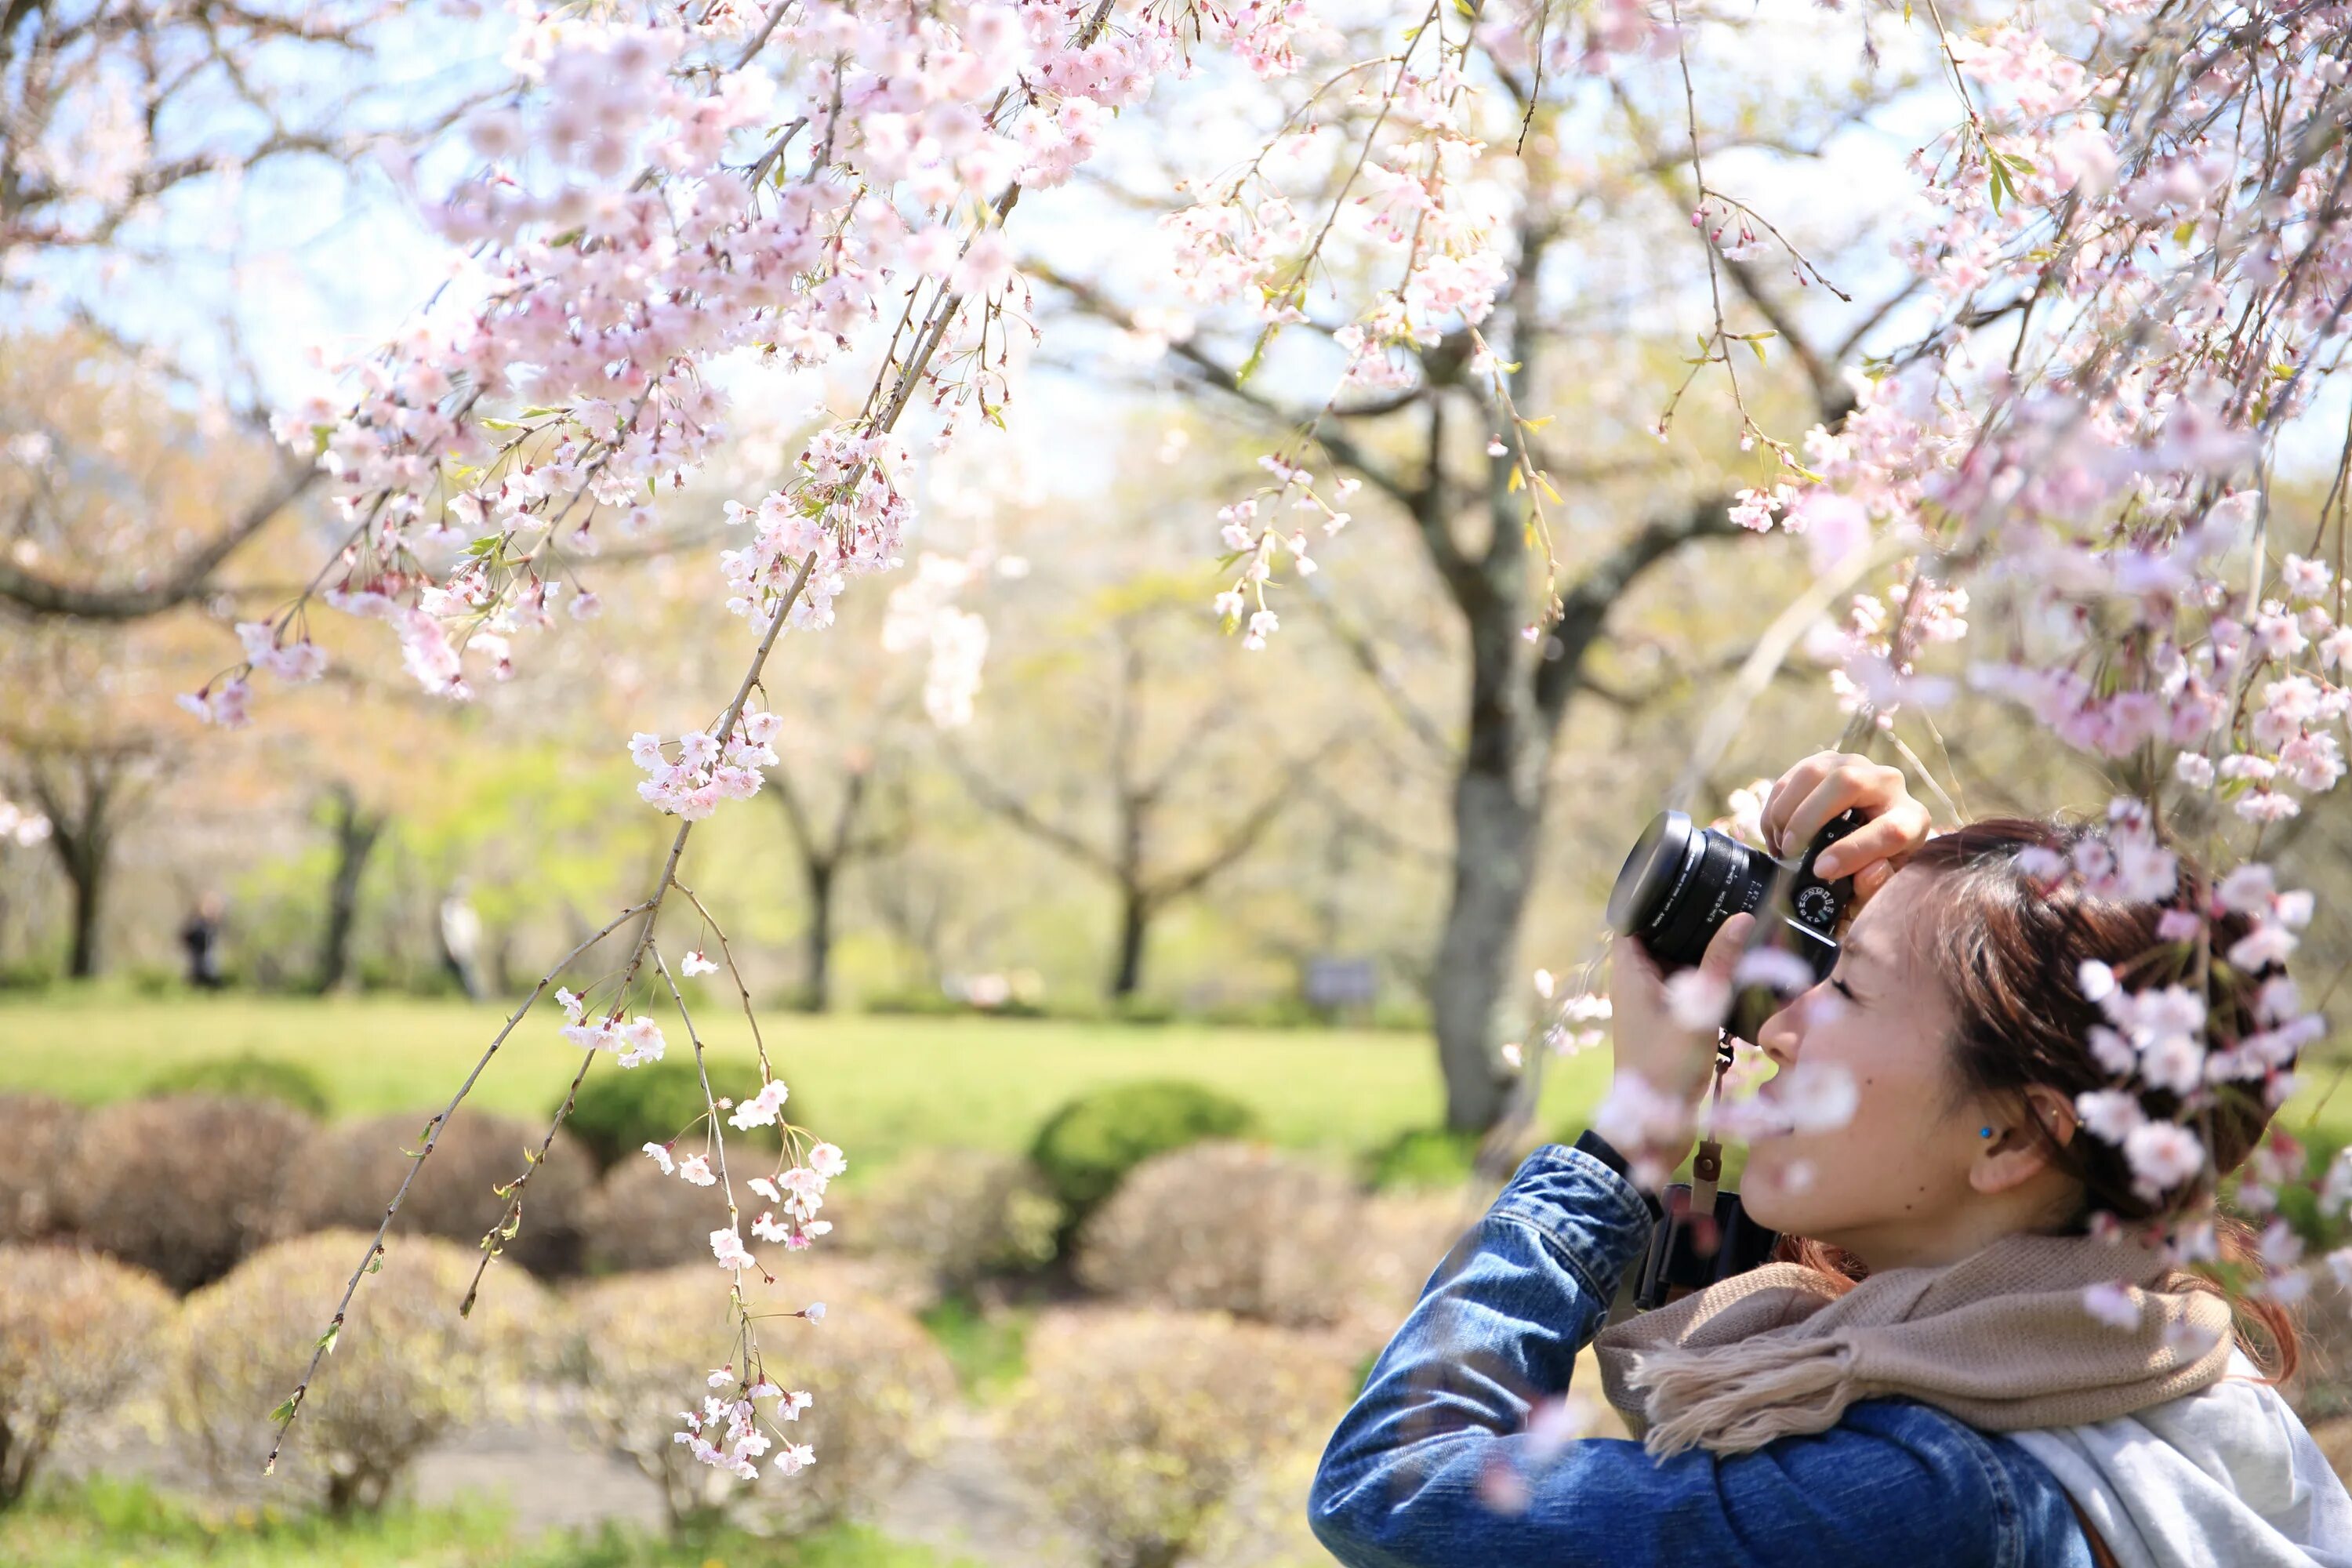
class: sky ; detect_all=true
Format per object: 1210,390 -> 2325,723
32,0 -> 2347,557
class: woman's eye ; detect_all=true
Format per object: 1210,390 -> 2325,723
1830,977 -> 1858,1003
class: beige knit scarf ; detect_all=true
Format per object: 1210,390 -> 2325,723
1592,1232 -> 2238,1457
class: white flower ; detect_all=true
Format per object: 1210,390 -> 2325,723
2072,1089 -> 2145,1144
2122,1120 -> 2204,1196
1663,968 -> 1730,1030
806,1142 -> 848,1179
710,1227 -> 755,1269
681,949 -> 720,977
2082,1280 -> 2142,1330
677,1153 -> 717,1187
803,1301 -> 826,1321
1591,1073 -> 1690,1160
1733,947 -> 1817,996
617,1015 -> 667,1067
1772,1061 -> 1860,1134
641,1142 -> 677,1174
2077,960 -> 2118,1003
728,1079 -> 789,1130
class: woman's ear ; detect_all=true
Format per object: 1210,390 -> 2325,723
1966,1086 -> 2078,1197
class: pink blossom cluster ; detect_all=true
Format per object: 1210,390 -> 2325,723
676,1374 -> 812,1482
554,988 -> 668,1068
629,709 -> 783,820
269,0 -> 1182,719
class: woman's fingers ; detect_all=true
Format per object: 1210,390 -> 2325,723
1813,800 -> 1932,884
1759,752 -> 1842,854
1697,911 -> 1756,987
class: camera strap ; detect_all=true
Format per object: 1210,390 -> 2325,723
1690,1031 -> 1734,1213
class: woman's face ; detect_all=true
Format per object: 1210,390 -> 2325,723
1740,866 -> 1999,1264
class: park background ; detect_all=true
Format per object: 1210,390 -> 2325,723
10,2 -> 2352,1566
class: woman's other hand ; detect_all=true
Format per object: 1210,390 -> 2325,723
1605,913 -> 1752,1171
1760,751 -> 1933,905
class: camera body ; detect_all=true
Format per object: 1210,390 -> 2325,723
1604,806 -> 1864,1308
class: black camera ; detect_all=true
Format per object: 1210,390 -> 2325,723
1605,807 -> 1862,984
1604,807 -> 1863,1308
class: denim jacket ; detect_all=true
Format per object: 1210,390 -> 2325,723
1309,1141 -> 2097,1568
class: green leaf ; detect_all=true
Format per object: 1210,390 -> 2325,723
269,1398 -> 299,1425
317,1325 -> 340,1356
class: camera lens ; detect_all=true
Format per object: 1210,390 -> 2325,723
1606,811 -> 1777,971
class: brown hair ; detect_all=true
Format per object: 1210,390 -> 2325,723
1774,817 -> 2299,1380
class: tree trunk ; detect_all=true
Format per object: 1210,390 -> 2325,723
315,785 -> 387,993
1109,885 -> 1149,999
801,858 -> 835,1012
1429,580 -> 1552,1130
65,853 -> 102,978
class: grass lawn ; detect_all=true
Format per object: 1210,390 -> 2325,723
0,988 -> 1610,1169
0,1478 -> 978,1568
13,986 -> 2350,1171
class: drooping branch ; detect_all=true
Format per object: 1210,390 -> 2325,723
0,461 -> 319,620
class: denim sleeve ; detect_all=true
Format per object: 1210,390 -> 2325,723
1308,1142 -> 2092,1568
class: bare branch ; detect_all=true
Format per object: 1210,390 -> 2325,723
0,460 -> 320,620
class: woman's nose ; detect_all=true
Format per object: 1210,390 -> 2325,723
1756,988 -> 1808,1067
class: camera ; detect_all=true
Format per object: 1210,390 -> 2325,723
1605,807 -> 1863,984
1604,806 -> 1863,1308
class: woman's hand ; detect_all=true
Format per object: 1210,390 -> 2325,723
1605,913 -> 1752,1171
1759,751 -> 1933,905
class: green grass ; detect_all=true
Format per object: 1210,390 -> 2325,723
0,989 -> 1608,1169
917,1294 -> 1034,1400
0,1477 -> 978,1568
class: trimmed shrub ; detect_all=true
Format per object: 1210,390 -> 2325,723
0,1094 -> 81,1244
557,1263 -> 955,1530
165,1229 -> 546,1513
143,1054 -> 332,1118
1075,1142 -> 1362,1327
276,1112 -> 596,1279
61,1095 -> 314,1292
837,1148 -> 1062,1295
1004,1308 -> 1355,1568
580,1157 -> 730,1275
563,1059 -> 785,1173
0,1244 -> 176,1506
1363,1125 -> 1482,1191
1029,1080 -> 1258,1223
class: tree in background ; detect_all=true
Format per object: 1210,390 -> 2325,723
950,578 -> 1343,999
1036,9 -> 1923,1126
0,0 -> 486,622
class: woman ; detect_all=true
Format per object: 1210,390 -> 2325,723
1310,753 -> 2352,1568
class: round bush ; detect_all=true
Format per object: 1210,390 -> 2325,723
166,1229 -> 546,1513
1075,1142 -> 1363,1327
1005,1307 -> 1355,1568
836,1148 -> 1062,1295
1029,1080 -> 1259,1222
558,1262 -> 954,1530
277,1111 -> 596,1279
0,1094 -> 82,1243
581,1157 -> 731,1275
0,1244 -> 176,1505
143,1054 -> 332,1118
62,1094 -> 314,1292
563,1058 -> 786,1172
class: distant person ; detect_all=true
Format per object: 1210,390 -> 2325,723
439,886 -> 485,1000
180,891 -> 227,989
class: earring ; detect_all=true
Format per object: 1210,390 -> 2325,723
1978,1127 -> 1995,1139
